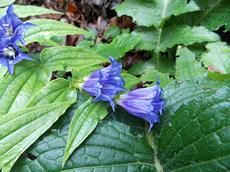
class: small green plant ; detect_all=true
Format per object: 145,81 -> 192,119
0,0 -> 229,172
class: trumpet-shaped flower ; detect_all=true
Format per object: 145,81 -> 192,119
116,82 -> 165,130
81,57 -> 125,111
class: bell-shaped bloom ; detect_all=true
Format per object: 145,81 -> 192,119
0,35 -> 31,74
0,5 -> 34,45
81,57 -> 125,111
116,82 -> 165,131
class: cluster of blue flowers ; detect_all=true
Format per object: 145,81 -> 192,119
81,58 -> 165,130
0,5 -> 33,74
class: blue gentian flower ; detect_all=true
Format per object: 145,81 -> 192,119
0,5 -> 34,45
0,5 -> 34,74
81,57 -> 125,111
0,35 -> 31,74
116,82 -> 165,131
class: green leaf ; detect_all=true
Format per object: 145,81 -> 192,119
156,87 -> 230,171
95,32 -> 140,59
40,47 -> 107,73
158,25 -> 219,51
133,25 -> 219,52
0,66 -> 7,80
0,0 -> 15,7
128,56 -> 175,75
25,19 -> 90,46
140,70 -> 171,88
0,78 -> 76,171
128,59 -> 156,75
0,101 -> 74,171
0,5 -> 61,18
13,96 -> 155,172
63,98 -> 108,166
164,79 -> 225,114
175,47 -> 207,80
199,0 -> 230,31
133,27 -> 157,51
104,25 -> 121,39
122,72 -> 141,90
115,0 -> 199,27
26,78 -> 77,107
0,61 -> 50,115
201,42 -> 230,74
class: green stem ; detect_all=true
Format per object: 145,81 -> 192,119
145,124 -> 164,172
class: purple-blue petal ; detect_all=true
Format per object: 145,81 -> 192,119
0,5 -> 33,74
117,82 -> 165,131
82,57 -> 125,111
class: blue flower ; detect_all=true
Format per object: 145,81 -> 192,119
81,57 -> 125,111
0,5 -> 34,45
0,36 -> 31,74
116,82 -> 165,131
0,5 -> 34,74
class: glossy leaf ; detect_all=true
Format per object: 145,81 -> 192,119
26,78 -> 77,107
157,87 -> 230,171
40,47 -> 107,73
0,77 -> 76,171
0,5 -> 61,18
175,47 -> 207,80
0,101 -> 74,171
0,61 -> 50,115
63,98 -> 108,165
164,79 -> 224,114
115,0 -> 199,27
12,96 -> 155,172
25,19 -> 90,46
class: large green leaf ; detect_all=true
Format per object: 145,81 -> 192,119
94,32 -> 140,59
115,0 -> 199,27
0,0 -> 15,7
0,101 -> 74,171
26,78 -> 77,107
201,42 -> 230,74
133,25 -> 219,52
0,78 -> 76,171
164,79 -> 224,114
156,87 -> 230,171
0,5 -> 61,18
158,25 -> 219,51
197,0 -> 230,31
25,19 -> 90,46
0,61 -> 50,115
175,47 -> 207,80
11,82 -> 230,172
40,47 -> 107,73
63,98 -> 108,165
13,96 -> 155,172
